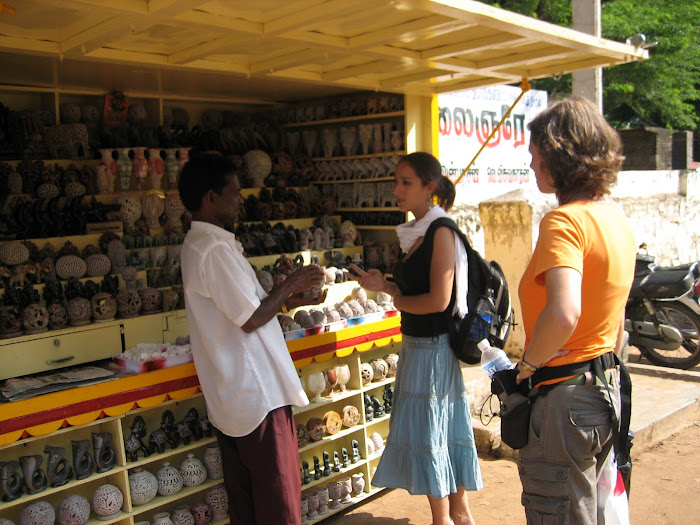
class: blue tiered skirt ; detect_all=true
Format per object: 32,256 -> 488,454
372,333 -> 483,498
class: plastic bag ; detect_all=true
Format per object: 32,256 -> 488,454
597,450 -> 630,525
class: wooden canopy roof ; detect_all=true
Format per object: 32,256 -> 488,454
0,0 -> 648,103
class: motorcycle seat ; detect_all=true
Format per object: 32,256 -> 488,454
634,269 -> 693,299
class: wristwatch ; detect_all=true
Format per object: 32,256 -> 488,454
520,358 -> 539,374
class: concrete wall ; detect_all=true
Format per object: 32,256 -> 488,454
450,169 -> 700,357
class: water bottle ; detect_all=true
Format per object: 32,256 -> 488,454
475,289 -> 495,325
478,338 -> 513,378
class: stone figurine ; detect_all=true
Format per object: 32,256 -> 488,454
384,383 -> 394,414
92,432 -> 116,473
0,460 -> 23,502
149,409 -> 179,454
371,395 -> 385,418
332,451 -> 341,472
322,451 -> 331,477
313,456 -> 322,480
341,447 -> 350,468
44,445 -> 73,487
184,407 -> 203,441
364,393 -> 374,422
124,415 -> 150,462
72,439 -> 93,480
301,461 -> 311,485
351,440 -> 361,464
19,454 -> 47,495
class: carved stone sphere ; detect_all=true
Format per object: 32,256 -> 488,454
139,287 -> 162,314
91,292 -> 117,322
37,183 -> 60,199
22,303 -> 49,334
85,254 -> 112,277
64,182 -> 86,199
19,500 -> 55,525
117,289 -> 142,318
56,255 -> 87,280
0,242 -> 29,266
57,494 -> 91,525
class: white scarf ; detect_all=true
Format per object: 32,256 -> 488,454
396,206 -> 469,318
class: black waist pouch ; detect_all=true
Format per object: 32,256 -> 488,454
491,368 -> 532,450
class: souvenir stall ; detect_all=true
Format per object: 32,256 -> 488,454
0,1 -> 646,524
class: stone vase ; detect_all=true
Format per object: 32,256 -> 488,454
316,486 -> 329,515
338,477 -> 352,504
164,191 -> 185,229
129,468 -> 158,505
327,481 -> 341,509
148,148 -> 165,189
151,512 -> 174,525
307,491 -> 319,520
164,148 -> 179,189
171,505 -> 195,525
205,483 -> 229,520
191,503 -> 212,525
351,472 -> 365,496
117,148 -> 133,191
98,148 -> 117,192
156,461 -> 183,496
142,192 -> 164,229
132,147 -> 149,190
203,444 -> 223,480
180,454 -> 207,487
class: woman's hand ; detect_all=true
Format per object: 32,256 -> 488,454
348,264 -> 387,293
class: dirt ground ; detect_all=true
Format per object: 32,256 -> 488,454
326,421 -> 700,524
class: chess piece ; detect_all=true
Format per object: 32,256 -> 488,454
332,451 -> 341,472
351,440 -> 361,463
322,451 -> 331,477
301,461 -> 312,485
313,456 -> 322,480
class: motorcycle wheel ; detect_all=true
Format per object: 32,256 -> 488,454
635,301 -> 700,369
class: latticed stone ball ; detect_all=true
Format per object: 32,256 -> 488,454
85,253 -> 112,277
64,181 -> 86,198
56,255 -> 87,280
37,183 -> 60,199
0,242 -> 30,265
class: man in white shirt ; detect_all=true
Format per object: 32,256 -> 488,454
178,154 -> 326,525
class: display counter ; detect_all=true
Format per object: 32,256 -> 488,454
0,315 -> 401,524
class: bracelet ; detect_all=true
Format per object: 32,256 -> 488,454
520,358 -> 539,374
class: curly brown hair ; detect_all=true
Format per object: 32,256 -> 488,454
528,96 -> 624,204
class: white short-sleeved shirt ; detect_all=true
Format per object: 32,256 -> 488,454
180,221 -> 309,437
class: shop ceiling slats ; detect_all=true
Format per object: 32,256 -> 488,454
0,0 -> 648,102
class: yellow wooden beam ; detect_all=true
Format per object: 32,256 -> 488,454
250,48 -> 329,75
381,68 -> 451,88
322,60 -> 398,82
421,33 -> 530,60
348,14 -> 451,49
0,34 -> 60,54
264,0 -> 363,36
168,35 -> 247,65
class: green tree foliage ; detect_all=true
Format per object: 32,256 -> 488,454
601,0 -> 700,131
478,1 -> 700,131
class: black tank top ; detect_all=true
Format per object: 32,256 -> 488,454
394,235 -> 449,337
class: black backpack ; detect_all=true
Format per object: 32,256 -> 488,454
424,218 -> 514,364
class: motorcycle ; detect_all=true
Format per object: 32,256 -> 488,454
625,252 -> 700,369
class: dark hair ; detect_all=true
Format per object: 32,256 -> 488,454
178,154 -> 238,213
398,152 -> 455,211
528,96 -> 624,204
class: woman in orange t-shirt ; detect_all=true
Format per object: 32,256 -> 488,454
516,97 -> 635,525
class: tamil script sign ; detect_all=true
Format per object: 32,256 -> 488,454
438,85 -> 548,205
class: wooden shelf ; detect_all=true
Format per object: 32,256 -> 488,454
355,225 -> 398,230
283,111 -> 404,128
293,388 -> 362,416
301,458 -> 369,492
336,207 -> 400,212
125,436 -> 217,470
130,478 -> 224,516
312,177 -> 395,185
297,425 -> 364,455
312,151 -> 404,162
